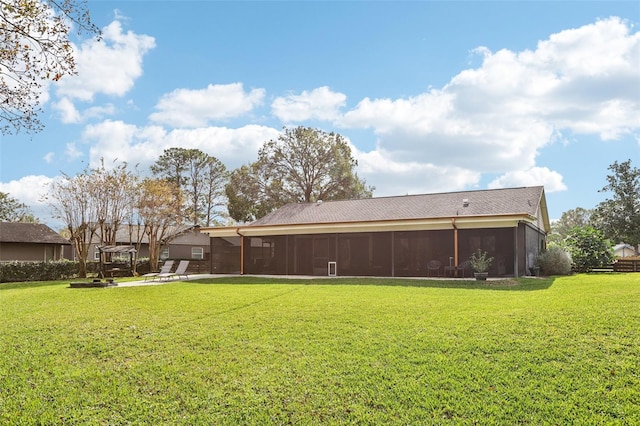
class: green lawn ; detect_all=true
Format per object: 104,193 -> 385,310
1,274 -> 638,424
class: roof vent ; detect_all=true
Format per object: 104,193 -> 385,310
316,200 -> 323,205
462,198 -> 469,207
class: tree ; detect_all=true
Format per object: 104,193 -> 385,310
150,148 -> 228,226
45,161 -> 138,277
0,0 -> 100,134
226,162 -> 279,223
593,159 -> 640,248
0,190 -> 35,221
202,156 -> 228,226
46,170 -> 98,277
548,207 -> 594,247
226,126 -> 374,222
566,226 -> 614,273
136,178 -> 183,271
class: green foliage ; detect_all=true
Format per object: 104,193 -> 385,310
0,191 -> 34,222
593,159 -> 640,248
549,207 -> 594,248
469,248 -> 493,273
0,260 -> 153,283
537,246 -> 572,275
1,275 -> 639,423
0,260 -> 78,282
226,126 -> 374,222
566,226 -> 615,272
150,147 -> 228,226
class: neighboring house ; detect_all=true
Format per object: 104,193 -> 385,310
84,224 -> 210,263
0,222 -> 70,262
201,186 -> 550,278
614,243 -> 636,258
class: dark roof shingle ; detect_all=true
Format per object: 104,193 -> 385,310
0,222 -> 70,244
251,186 -> 545,226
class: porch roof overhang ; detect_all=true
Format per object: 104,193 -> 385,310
201,213 -> 537,238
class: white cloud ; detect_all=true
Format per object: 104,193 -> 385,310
0,176 -> 57,226
335,17 -> 638,195
55,20 -> 155,102
272,86 -> 347,122
53,97 -> 116,124
149,83 -> 266,128
43,152 -> 55,164
81,120 -> 280,171
354,148 -> 481,196
65,142 -> 84,161
488,167 -> 567,192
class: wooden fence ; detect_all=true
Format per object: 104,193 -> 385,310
614,257 -> 640,272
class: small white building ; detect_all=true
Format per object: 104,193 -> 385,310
614,243 -> 636,258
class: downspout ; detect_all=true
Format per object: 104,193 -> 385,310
451,218 -> 459,277
236,228 -> 245,275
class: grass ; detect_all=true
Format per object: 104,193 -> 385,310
1,274 -> 638,424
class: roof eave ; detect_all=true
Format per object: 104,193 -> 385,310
201,213 -> 537,238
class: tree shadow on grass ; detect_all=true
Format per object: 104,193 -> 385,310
188,275 -> 556,291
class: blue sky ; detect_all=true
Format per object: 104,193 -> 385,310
1,1 -> 639,228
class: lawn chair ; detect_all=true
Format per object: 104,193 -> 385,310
157,260 -> 190,281
426,260 -> 441,277
455,260 -> 472,278
142,260 -> 174,281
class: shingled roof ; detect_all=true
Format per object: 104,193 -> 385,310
251,186 -> 546,226
201,186 -> 549,238
0,222 -> 70,245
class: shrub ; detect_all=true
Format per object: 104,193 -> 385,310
537,246 -> 572,275
566,226 -> 615,272
469,249 -> 493,273
0,260 -> 79,283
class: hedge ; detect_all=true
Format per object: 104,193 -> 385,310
0,259 -> 153,283
0,260 -> 80,283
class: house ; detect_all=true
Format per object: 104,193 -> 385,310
0,222 -> 70,262
84,224 -> 210,265
614,243 -> 637,258
201,186 -> 550,277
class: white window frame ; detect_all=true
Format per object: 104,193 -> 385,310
160,248 -> 169,260
191,247 -> 204,260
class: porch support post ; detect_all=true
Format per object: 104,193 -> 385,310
452,218 -> 459,277
236,228 -> 245,275
209,237 -> 214,273
513,226 -> 519,277
391,231 -> 395,277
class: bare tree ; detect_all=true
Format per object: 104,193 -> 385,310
0,0 -> 100,134
136,178 -> 183,272
46,170 -> 98,277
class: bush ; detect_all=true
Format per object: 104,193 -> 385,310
566,226 -> 615,272
0,260 -> 79,283
537,246 -> 572,275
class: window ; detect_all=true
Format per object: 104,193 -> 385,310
94,247 -> 100,260
191,247 -> 204,260
160,248 -> 169,260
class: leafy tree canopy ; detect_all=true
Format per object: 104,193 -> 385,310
150,147 -> 228,226
566,226 -> 614,272
593,159 -> 640,248
0,0 -> 99,134
0,191 -> 35,222
548,207 -> 594,247
227,126 -> 374,222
